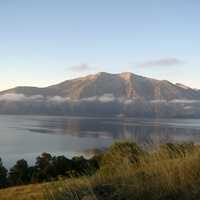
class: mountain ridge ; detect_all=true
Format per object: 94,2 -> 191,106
1,72 -> 200,101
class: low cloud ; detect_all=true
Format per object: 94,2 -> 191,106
81,94 -> 116,103
139,58 -> 184,67
0,94 -> 27,102
47,96 -> 70,103
169,99 -> 200,104
0,93 -> 200,106
150,100 -> 167,104
0,94 -> 68,103
98,94 -> 115,103
81,96 -> 97,102
150,99 -> 200,104
0,94 -> 44,102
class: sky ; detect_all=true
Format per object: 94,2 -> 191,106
0,0 -> 200,91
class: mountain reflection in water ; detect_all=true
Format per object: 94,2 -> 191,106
28,116 -> 200,145
1,115 -> 200,168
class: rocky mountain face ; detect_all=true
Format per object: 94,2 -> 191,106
1,72 -> 200,101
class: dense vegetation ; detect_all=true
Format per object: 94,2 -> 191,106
1,141 -> 200,200
45,141 -> 200,200
0,153 -> 100,189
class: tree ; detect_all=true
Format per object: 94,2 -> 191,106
52,156 -> 73,176
35,152 -> 55,181
8,159 -> 29,185
0,158 -> 7,188
72,156 -> 91,176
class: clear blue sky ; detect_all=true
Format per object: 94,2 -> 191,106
0,0 -> 200,90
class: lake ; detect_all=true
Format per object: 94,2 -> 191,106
1,115 -> 200,168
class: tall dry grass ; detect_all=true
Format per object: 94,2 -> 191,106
44,141 -> 200,200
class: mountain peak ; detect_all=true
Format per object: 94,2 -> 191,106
81,72 -> 111,81
119,72 -> 133,80
86,72 -> 134,81
96,72 -> 110,76
86,72 -> 135,82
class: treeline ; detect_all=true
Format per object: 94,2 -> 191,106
0,153 -> 100,189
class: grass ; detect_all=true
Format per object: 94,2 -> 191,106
1,141 -> 200,200
44,142 -> 200,200
0,182 -> 45,200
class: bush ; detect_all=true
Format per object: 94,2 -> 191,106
100,141 -> 147,174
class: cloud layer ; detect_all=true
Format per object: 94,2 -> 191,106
139,58 -> 184,67
68,63 -> 91,72
0,93 -> 200,105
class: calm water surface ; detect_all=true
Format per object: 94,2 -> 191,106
0,115 -> 200,168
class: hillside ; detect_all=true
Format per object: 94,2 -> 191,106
1,142 -> 200,200
0,72 -> 200,117
0,183 -> 45,200
1,72 -> 200,101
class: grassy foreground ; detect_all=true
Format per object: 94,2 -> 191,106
1,141 -> 200,200
0,182 -> 45,200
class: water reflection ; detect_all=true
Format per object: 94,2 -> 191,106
27,116 -> 200,145
1,115 -> 200,168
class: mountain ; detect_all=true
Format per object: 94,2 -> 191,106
1,72 -> 200,101
0,72 -> 200,117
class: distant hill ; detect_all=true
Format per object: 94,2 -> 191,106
1,72 -> 200,100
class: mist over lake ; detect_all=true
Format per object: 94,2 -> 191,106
0,115 -> 200,168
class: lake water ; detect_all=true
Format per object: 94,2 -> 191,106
1,115 -> 200,168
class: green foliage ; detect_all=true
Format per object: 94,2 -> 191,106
0,158 -> 7,188
34,153 -> 56,181
52,156 -> 73,177
1,152 -> 100,188
71,156 -> 100,176
8,159 -> 30,185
